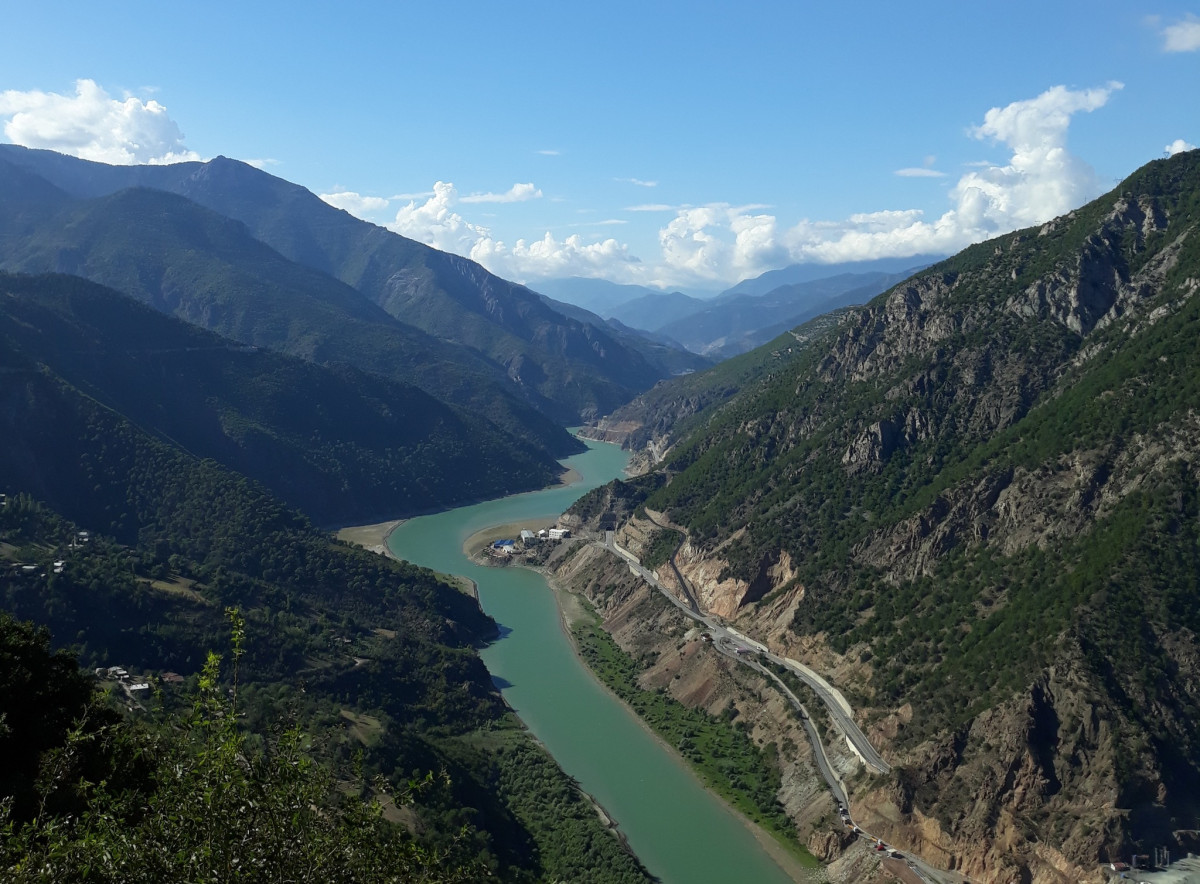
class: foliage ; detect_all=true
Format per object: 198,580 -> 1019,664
0,611 -> 482,883
0,271 -> 562,523
572,621 -> 808,855
0,436 -> 653,880
640,527 -> 683,571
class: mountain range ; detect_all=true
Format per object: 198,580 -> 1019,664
0,272 -> 562,525
535,257 -> 939,360
0,144 -> 700,436
577,148 -> 1200,881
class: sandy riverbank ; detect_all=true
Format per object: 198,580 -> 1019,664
335,519 -> 404,558
333,461 -> 580,558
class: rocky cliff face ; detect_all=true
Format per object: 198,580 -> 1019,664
577,151 -> 1200,883
547,539 -> 895,884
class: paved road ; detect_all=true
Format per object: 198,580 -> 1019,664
603,531 -> 889,775
599,531 -> 969,883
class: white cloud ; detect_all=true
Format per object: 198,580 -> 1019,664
643,83 -> 1124,285
319,190 -> 391,217
896,155 -> 945,177
459,182 -> 543,204
0,79 -> 200,165
379,84 -> 1125,290
387,181 -> 495,255
499,233 -> 637,280
1163,16 -> 1200,52
616,177 -> 658,188
537,149 -> 560,156
953,82 -> 1120,229
1166,138 -> 1197,156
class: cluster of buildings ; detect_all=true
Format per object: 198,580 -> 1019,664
94,667 -> 185,702
96,665 -> 152,699
488,525 -> 573,557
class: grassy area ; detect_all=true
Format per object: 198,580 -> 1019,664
571,618 -> 820,867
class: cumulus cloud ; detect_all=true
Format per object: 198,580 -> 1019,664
0,79 -> 200,164
494,233 -> 637,280
1162,15 -> 1200,52
319,191 -> 391,217
642,83 -> 1123,285
1166,138 -> 1197,156
387,181 -> 496,255
382,180 -> 648,282
379,84 -> 1125,290
459,182 -> 542,204
616,177 -> 658,187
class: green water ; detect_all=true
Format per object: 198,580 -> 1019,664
388,437 -> 809,884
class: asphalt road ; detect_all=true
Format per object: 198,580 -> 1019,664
603,531 -> 888,774
598,531 -> 971,883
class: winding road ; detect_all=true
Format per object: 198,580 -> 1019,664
599,530 -> 970,884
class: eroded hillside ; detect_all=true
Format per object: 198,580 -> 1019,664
575,150 -> 1200,883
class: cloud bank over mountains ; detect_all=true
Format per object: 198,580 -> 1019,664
0,78 -> 1171,289
350,83 -> 1127,287
0,79 -> 199,166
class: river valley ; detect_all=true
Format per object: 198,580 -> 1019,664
386,437 -> 815,884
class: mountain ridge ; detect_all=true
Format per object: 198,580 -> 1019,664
0,271 -> 563,524
575,148 -> 1200,882
0,145 -> 694,423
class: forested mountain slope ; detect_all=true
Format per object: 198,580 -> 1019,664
0,144 -> 694,423
0,162 -> 578,461
597,149 -> 1200,881
0,272 -> 561,524
0,343 -> 651,882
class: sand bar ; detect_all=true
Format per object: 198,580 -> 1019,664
335,519 -> 403,558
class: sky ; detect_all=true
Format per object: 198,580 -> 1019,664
1,2 -> 1197,293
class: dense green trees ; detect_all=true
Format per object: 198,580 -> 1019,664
0,612 -> 482,882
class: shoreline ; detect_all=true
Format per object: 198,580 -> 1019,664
334,519 -> 405,559
528,553 -> 820,884
327,457 -> 583,547
338,509 -> 817,883
460,518 -> 561,557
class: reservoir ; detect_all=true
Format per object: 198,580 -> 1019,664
388,437 -> 810,884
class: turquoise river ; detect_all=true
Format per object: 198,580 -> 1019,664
387,437 -> 814,884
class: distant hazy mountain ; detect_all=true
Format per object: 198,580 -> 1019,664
0,145 -> 690,424
605,290 -> 709,332
530,277 -> 712,317
658,269 -> 924,358
532,291 -> 711,377
720,254 -> 946,298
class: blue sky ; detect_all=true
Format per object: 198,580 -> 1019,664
2,1 -> 1197,292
